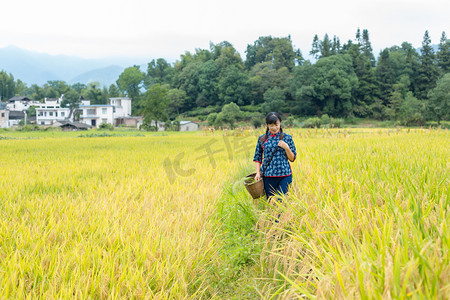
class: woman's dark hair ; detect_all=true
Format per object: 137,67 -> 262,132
259,112 -> 284,143
266,112 -> 282,125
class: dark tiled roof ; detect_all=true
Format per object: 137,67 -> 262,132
8,111 -> 25,119
8,96 -> 31,102
59,121 -> 92,129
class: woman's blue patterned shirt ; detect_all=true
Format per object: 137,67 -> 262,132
253,131 -> 296,177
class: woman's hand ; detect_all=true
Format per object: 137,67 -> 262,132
255,171 -> 262,182
278,140 -> 289,150
279,140 -> 296,162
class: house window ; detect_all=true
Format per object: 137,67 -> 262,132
41,122 -> 45,125
1,113 -> 4,118
49,112 -> 53,116
55,112 -> 58,117
87,109 -> 96,115
61,112 -> 65,117
102,108 -> 107,114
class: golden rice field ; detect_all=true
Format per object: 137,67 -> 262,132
0,128 -> 448,299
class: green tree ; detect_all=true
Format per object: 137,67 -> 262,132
108,84 -> 120,98
28,84 -> 45,101
15,79 -> 27,96
291,54 -> 357,117
437,31 -> 450,73
361,29 -> 375,66
140,84 -> 169,129
415,30 -> 439,99
146,58 -> 174,87
166,88 -> 187,119
218,102 -> 242,129
61,88 -> 81,120
387,75 -> 412,120
71,83 -> 87,94
82,82 -> 107,104
354,59 -> 379,117
42,82 -> 58,98
217,65 -> 251,106
261,87 -> 286,114
46,80 -> 70,97
427,73 -> 450,124
320,34 -> 332,58
245,36 -> 297,71
116,66 -> 145,101
331,35 -> 341,55
212,41 -> 244,73
249,62 -> 290,105
310,34 -> 320,59
398,92 -> 424,126
0,71 -> 16,100
376,49 -> 396,104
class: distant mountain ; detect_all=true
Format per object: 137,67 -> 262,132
69,65 -> 125,87
0,45 -> 150,86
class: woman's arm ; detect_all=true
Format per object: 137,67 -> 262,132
255,161 -> 262,181
278,140 -> 295,162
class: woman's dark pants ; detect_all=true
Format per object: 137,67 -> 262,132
263,175 -> 292,200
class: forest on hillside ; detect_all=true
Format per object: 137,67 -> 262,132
1,29 -> 449,127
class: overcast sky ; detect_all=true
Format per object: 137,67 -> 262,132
1,0 -> 449,61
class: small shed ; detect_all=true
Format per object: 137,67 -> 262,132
179,121 -> 199,131
58,121 -> 92,131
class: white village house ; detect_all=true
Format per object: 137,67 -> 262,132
6,96 -> 41,111
35,96 -> 72,125
80,97 -> 143,128
0,102 -> 9,128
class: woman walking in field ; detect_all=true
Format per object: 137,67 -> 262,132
253,112 -> 296,200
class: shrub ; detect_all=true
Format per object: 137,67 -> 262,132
320,114 -> 331,126
251,116 -> 263,128
330,118 -> 344,128
284,116 -> 297,128
303,117 -> 321,128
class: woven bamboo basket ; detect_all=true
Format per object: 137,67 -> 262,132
243,172 -> 265,199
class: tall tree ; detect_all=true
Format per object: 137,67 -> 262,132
290,54 -> 357,117
249,62 -> 290,105
218,102 -> 242,129
82,82 -> 107,104
262,87 -> 286,114
166,88 -> 187,119
245,36 -> 296,71
437,31 -> 450,73
415,30 -> 439,99
427,72 -> 450,124
320,34 -> 332,58
145,58 -> 174,87
140,84 -> 169,129
108,84 -> 120,98
311,33 -> 322,59
116,66 -> 145,101
46,80 -> 70,97
362,29 -> 375,66
332,35 -> 341,55
71,83 -> 86,94
0,71 -> 16,100
61,88 -> 81,120
376,49 -> 396,104
354,59 -> 379,117
15,79 -> 27,96
217,65 -> 251,106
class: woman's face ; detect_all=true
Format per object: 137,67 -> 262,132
267,120 -> 281,135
